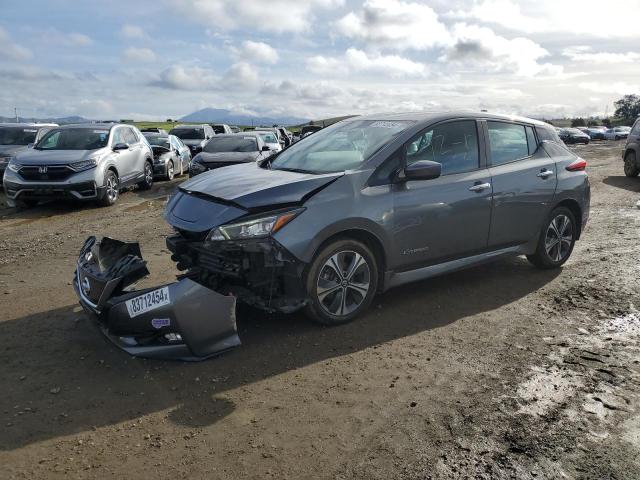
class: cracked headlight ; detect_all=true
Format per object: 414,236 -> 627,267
8,162 -> 21,173
207,208 -> 304,241
69,159 -> 98,172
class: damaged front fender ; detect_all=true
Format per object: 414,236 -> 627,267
73,236 -> 240,361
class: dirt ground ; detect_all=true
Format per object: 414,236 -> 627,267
1,142 -> 639,480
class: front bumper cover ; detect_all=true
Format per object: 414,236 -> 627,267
73,236 -> 240,361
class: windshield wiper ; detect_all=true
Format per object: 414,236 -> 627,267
271,167 -> 318,174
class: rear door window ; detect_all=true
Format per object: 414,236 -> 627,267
487,122 -> 529,165
124,128 -> 138,144
405,120 -> 479,175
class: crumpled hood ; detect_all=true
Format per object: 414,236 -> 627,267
0,144 -> 27,157
165,162 -> 342,231
14,147 -> 105,165
195,151 -> 260,164
180,162 -> 342,209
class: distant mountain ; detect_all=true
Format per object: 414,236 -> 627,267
180,108 -> 308,126
0,115 -> 90,125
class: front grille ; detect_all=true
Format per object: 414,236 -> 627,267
19,165 -> 73,181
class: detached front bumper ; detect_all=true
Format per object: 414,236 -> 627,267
73,236 -> 240,361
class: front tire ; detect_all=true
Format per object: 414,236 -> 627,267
137,160 -> 154,190
97,170 -> 119,207
527,207 -> 576,269
624,151 -> 639,177
304,239 -> 378,325
166,160 -> 175,180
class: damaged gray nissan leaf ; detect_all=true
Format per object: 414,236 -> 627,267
73,112 -> 590,360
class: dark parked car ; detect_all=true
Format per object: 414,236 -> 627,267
168,124 -> 214,157
0,123 -> 57,181
558,128 -> 590,145
586,127 -> 607,140
300,125 -> 323,138
189,133 -> 272,177
142,132 -> 191,180
622,118 -> 640,177
140,127 -> 168,134
72,111 -> 590,359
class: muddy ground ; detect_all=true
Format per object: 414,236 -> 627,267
0,142 -> 639,479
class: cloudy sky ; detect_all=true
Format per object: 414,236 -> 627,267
2,0 -> 639,121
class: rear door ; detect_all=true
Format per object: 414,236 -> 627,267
123,127 -> 145,180
485,121 -> 557,248
391,119 -> 492,271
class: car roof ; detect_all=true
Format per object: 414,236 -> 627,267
46,123 -> 123,130
351,110 -> 553,127
0,122 -> 58,128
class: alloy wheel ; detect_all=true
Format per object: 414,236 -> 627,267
167,162 -> 174,180
106,175 -> 118,202
544,214 -> 573,262
316,250 -> 370,317
145,163 -> 153,184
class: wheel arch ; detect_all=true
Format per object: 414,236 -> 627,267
554,198 -> 583,240
308,228 -> 387,293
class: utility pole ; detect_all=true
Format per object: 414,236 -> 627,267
14,107 -> 18,123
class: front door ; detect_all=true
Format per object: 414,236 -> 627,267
391,119 -> 492,271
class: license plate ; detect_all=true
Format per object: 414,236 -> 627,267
125,287 -> 170,318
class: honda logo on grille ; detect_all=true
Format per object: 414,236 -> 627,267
38,166 -> 48,174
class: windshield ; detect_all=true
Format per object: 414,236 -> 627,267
0,127 -> 39,145
269,119 -> 413,173
169,128 -> 204,140
203,136 -> 258,153
145,135 -> 170,148
35,128 -> 109,150
258,132 -> 278,143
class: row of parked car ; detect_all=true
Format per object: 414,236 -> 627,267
556,125 -> 632,145
0,121 -> 323,207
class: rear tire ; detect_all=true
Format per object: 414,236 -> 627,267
527,207 -> 576,269
304,239 -> 378,325
137,160 -> 154,190
624,151 -> 639,177
97,170 -> 119,207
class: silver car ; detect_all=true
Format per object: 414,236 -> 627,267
3,123 -> 154,208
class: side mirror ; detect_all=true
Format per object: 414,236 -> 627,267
27,143 -> 34,149
262,145 -> 271,152
403,160 -> 441,181
113,142 -> 129,151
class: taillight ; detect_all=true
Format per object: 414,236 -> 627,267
566,158 -> 587,171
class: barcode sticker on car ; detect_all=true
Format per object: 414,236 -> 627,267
125,287 -> 170,318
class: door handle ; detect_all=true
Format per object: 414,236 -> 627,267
469,182 -> 491,192
537,169 -> 554,178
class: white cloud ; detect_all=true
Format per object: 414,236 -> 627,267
120,24 -> 146,39
563,46 -> 640,64
307,48 -> 427,77
334,0 -> 451,50
223,62 -> 260,88
123,47 -> 157,63
150,65 -> 219,90
230,40 -> 279,64
40,28 -> 92,46
578,81 -> 640,95
0,27 -> 32,60
449,0 -> 640,38
172,0 -> 344,33
440,23 -> 562,77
